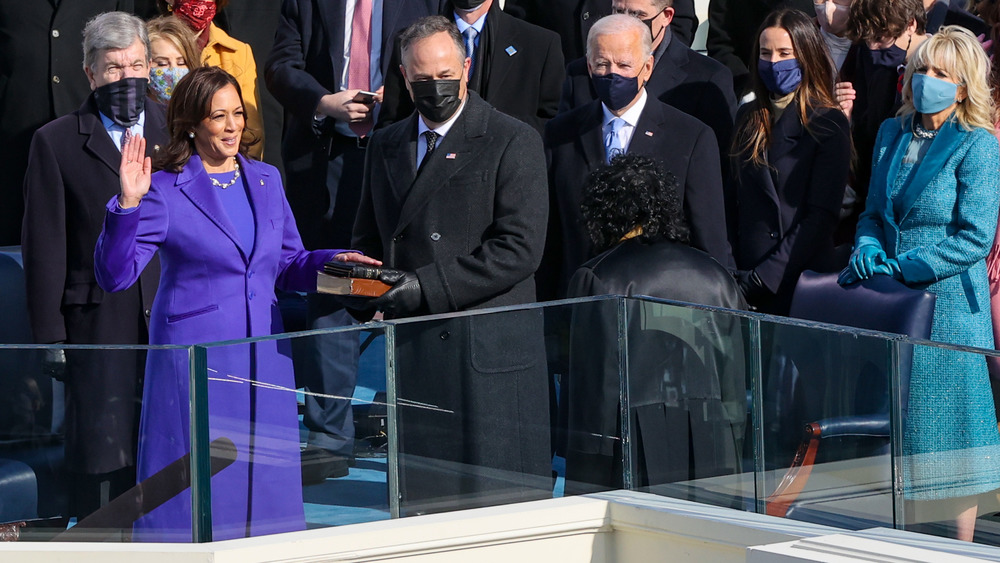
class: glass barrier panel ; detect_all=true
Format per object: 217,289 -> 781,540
0,344 -> 193,543
388,298 -> 619,517
620,298 -> 754,513
757,317 -> 896,530
195,324 -> 389,540
896,340 -> 1000,545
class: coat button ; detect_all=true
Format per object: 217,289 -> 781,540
51,29 -> 60,38
52,75 -> 60,83
439,331 -> 450,340
430,232 -> 441,241
393,235 -> 402,242
769,231 -> 779,239
582,11 -> 590,20
249,291 -> 255,300
248,270 -> 254,278
144,309 -> 151,317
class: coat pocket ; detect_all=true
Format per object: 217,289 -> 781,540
166,304 -> 219,324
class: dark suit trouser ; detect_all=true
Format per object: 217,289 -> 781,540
286,133 -> 367,457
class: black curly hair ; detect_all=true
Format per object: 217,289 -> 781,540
581,154 -> 689,252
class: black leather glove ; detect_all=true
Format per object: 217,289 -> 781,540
371,270 -> 424,316
735,269 -> 769,303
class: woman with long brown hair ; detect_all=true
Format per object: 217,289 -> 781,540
730,8 -> 852,314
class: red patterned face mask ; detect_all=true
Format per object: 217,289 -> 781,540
174,0 -> 217,33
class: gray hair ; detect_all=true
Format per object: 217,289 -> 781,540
399,15 -> 466,70
82,12 -> 151,71
587,14 -> 653,61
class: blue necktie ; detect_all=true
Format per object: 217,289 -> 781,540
463,27 -> 478,78
605,118 -> 626,163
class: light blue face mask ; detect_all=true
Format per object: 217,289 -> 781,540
148,67 -> 189,104
910,73 -> 959,115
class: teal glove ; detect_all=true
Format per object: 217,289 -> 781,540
850,245 -> 886,279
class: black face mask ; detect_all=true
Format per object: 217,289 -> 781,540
410,79 -> 463,123
866,44 -> 907,68
93,76 -> 148,128
592,73 -> 641,112
452,0 -> 487,10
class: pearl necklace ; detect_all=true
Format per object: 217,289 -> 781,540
210,162 -> 241,189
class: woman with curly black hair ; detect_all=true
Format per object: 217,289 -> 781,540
563,154 -> 746,494
731,8 -> 852,314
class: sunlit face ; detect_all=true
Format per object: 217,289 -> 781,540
401,31 -> 470,102
759,26 -> 796,63
611,0 -> 674,45
587,29 -> 654,82
85,38 -> 149,89
150,37 -> 187,69
193,84 -> 245,166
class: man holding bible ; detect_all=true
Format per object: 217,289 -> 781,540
351,15 -> 550,515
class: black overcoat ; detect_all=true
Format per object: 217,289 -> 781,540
352,92 -> 551,514
22,96 -> 164,474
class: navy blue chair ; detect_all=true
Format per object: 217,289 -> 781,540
765,270 -> 935,519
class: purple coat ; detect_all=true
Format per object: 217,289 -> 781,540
95,153 -> 344,541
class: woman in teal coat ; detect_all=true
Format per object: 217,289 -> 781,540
842,26 -> 1000,540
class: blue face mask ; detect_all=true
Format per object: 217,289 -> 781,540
591,72 -> 641,111
910,73 -> 959,114
148,67 -> 189,105
757,58 -> 802,95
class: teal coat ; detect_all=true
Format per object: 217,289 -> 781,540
857,114 -> 1000,500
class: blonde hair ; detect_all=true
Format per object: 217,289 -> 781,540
147,16 -> 203,70
899,25 -> 995,131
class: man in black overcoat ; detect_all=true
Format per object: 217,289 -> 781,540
560,0 -> 737,167
379,0 -> 565,137
21,12 -> 163,518
544,14 -> 733,300
351,16 -> 550,515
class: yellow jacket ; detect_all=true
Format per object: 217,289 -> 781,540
202,23 -> 263,159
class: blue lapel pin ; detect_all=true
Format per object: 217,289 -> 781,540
505,46 -> 517,56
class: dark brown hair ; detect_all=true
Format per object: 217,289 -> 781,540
847,0 -> 926,44
732,9 -> 840,167
156,66 -> 257,172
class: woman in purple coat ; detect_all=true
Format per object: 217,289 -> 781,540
94,66 -> 378,541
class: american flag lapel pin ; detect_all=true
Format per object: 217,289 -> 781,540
645,131 -> 654,137
446,153 -> 457,159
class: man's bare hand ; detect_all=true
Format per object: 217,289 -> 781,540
317,90 -> 375,123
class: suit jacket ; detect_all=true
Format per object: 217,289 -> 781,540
95,154 -> 340,540
731,103 -> 850,314
502,0 -> 699,61
21,95 -> 165,474
379,3 -> 564,136
351,92 -> 551,513
706,0 -> 813,94
0,0 -> 140,246
559,35 -> 737,164
264,0 -> 442,249
543,96 -> 734,299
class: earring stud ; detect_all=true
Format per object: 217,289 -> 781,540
188,131 -> 195,139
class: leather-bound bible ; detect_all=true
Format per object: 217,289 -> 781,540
317,261 -> 392,297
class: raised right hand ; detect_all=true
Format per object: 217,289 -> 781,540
119,133 -> 151,209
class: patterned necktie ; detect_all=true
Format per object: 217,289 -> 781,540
121,127 -> 133,151
348,0 -> 373,137
463,27 -> 478,79
605,118 -> 626,163
423,131 -> 439,163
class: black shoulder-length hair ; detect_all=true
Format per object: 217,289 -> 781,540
581,154 -> 689,252
155,65 -> 259,172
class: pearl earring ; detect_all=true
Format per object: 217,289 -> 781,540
188,131 -> 195,139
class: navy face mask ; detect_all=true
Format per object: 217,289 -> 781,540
758,58 -> 802,95
93,76 -> 148,128
592,73 -> 641,112
452,0 -> 487,9
866,44 -> 907,68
